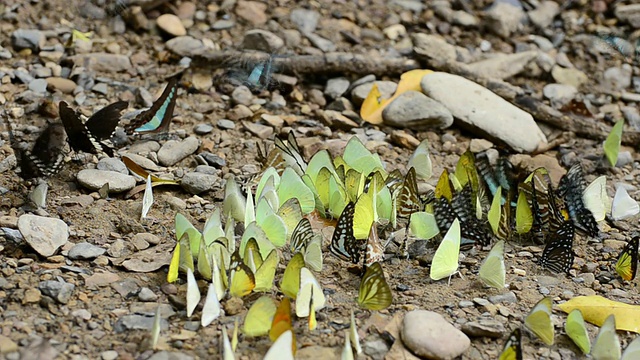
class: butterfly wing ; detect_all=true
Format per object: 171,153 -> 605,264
124,78 -> 178,134
524,297 -> 554,346
498,329 -> 522,360
479,240 -> 506,289
430,218 -> 461,281
539,221 -> 575,274
84,101 -> 127,139
616,237 -> 639,281
243,296 -> 277,337
612,186 -> 640,220
330,202 -> 365,264
565,309 -> 591,355
396,167 -> 422,219
357,262 -> 392,311
59,101 -> 103,154
592,315 -> 621,360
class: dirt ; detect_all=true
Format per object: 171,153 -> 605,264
1,0 -> 640,359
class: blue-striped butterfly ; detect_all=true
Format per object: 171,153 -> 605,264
124,77 -> 179,134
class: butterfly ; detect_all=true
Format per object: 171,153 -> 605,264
264,330 -> 294,360
498,328 -> 522,360
243,295 -> 277,337
395,167 -> 423,219
611,185 -> 639,221
592,315 -> 621,360
430,218 -> 461,281
201,277 -> 222,327
616,237 -> 639,281
6,120 -> 67,179
556,164 -> 599,237
478,240 -> 506,289
269,298 -> 295,348
357,262 -> 392,311
524,297 -> 554,346
538,220 -> 575,274
123,77 -> 179,134
295,267 -> 325,327
59,100 -> 127,156
433,195 -> 491,247
228,249 -> 256,297
582,176 -> 610,222
604,119 -> 624,167
185,268 -> 200,317
330,202 -> 366,264
223,53 -> 280,93
594,33 -> 640,62
289,218 -> 323,271
407,139 -> 432,180
622,336 -> 640,360
244,53 -> 278,92
275,131 -> 307,176
565,309 -> 591,355
364,223 -> 385,267
280,252 -> 305,299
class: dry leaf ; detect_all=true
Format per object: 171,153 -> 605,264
557,295 -> 640,333
360,69 -> 433,124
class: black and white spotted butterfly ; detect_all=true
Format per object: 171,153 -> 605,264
330,202 -> 366,264
538,220 -> 575,274
556,163 -> 599,238
59,100 -> 127,157
5,118 -> 67,180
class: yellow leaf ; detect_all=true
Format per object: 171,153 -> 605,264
123,156 -> 180,185
360,69 -> 433,124
557,295 -> 640,333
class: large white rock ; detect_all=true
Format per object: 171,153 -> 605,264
421,72 -> 547,153
401,310 -> 470,359
18,214 -> 68,257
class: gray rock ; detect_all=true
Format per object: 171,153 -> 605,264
92,82 -> 109,95
231,85 -> 253,106
242,29 -> 284,52
68,53 -> 132,73
211,20 -> 235,30
68,242 -> 106,260
157,137 -> 199,166
602,66 -> 632,90
39,280 -> 75,304
325,78 -> 350,100
542,83 -> 577,106
195,165 -> 218,175
18,214 -> 69,257
363,338 -> 390,358
101,350 -> 119,360
14,69 -> 34,84
461,319 -> 505,338
114,314 -> 168,333
11,29 -> 45,51
485,2 -> 525,38
401,310 -> 470,359
72,309 -> 92,321
528,1 -> 560,28
383,91 -> 453,129
193,123 -> 213,135
290,8 -> 320,34
138,287 -> 158,302
76,169 -> 136,193
97,158 -> 128,174
181,172 -> 219,194
165,36 -> 205,57
216,119 -> 235,130
351,81 -> 397,106
467,51 -> 538,80
121,153 -> 160,171
616,151 -> 633,167
147,351 -> 194,360
28,79 -> 48,93
412,33 -> 458,65
421,72 -> 547,152
111,278 -> 140,297
305,33 -> 336,52
551,66 -> 589,88
615,4 -> 640,28
488,291 -> 518,304
621,106 -> 640,131
199,153 -> 226,168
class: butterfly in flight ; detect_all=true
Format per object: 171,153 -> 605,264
59,100 -> 127,157
123,77 -> 179,135
538,220 -> 575,274
5,118 -> 67,179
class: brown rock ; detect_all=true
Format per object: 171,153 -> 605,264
235,1 -> 268,25
46,77 -> 76,93
157,14 -> 187,37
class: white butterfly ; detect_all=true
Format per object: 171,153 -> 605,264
583,176 -> 610,222
611,185 -> 639,220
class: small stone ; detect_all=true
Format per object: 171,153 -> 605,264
165,36 -> 205,57
23,288 -> 41,304
157,14 -> 187,37
101,350 -> 119,360
528,1 -> 560,28
11,29 -> 45,51
29,79 -> 48,93
602,66 -> 633,91
305,33 -> 336,52
551,66 -> 588,88
351,80 -> 397,106
46,77 -> 76,93
72,309 -> 92,321
383,90 -> 453,129
181,172 -> 219,194
543,83 -> 577,106
485,2 -> 525,38
231,86 -> 253,106
401,310 -> 470,359
217,119 -> 236,130
77,169 -> 136,193
138,287 -> 158,302
211,20 -> 235,30
290,8 -> 320,34
68,242 -> 106,260
68,53 -> 132,73
18,214 -> 69,257
235,1 -> 268,26
132,233 -> 161,245
0,335 -> 18,354
242,29 -> 284,52
112,278 -> 140,297
243,121 -> 273,139
224,297 -> 244,315
461,319 -> 505,338
114,314 -> 168,333
39,280 -> 75,304
157,137 -> 200,166
469,139 -> 493,153
97,157 -> 128,174
325,78 -> 350,100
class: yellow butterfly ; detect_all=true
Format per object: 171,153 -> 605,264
228,250 -> 256,298
565,309 -> 590,355
280,252 -> 305,299
498,328 -> 522,360
524,297 -> 554,345
478,240 -> 506,289
243,296 -> 277,337
616,237 -> 638,281
357,262 -> 392,311
592,314 -> 620,360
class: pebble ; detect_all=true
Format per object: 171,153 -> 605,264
97,157 -> 128,174
181,172 -> 219,194
199,152 -> 227,168
615,4 -> 640,28
76,169 -> 137,193
101,350 -> 119,360
235,1 -> 268,26
602,65 -> 632,91
467,51 -> 537,80
68,242 -> 106,260
114,314 -> 168,333
39,280 -> 75,304
543,83 -> 577,106
488,292 -> 518,304
68,53 -> 132,72
484,2 -> 525,38
156,14 -> 187,37
193,123 -> 213,135
122,153 -> 160,171
28,79 -> 48,93
112,278 -> 140,297
551,66 -> 588,88
290,8 -> 320,34
421,72 -> 547,153
165,36 -> 205,57
45,77 -> 76,93
528,1 -> 560,28
217,119 -> 236,130
242,29 -> 284,52
147,351 -> 194,360
157,137 -> 199,166
138,287 -> 158,302
72,309 -> 92,321
11,29 -> 45,51
325,78 -> 350,100
243,121 -> 273,139
231,86 -> 254,106
211,20 -> 235,30
401,310 -> 470,359
0,335 -> 18,354
18,214 -> 68,257
383,90 -> 453,129
351,80 -> 397,106
305,33 -> 336,52
461,319 -> 505,338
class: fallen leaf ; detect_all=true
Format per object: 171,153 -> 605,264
360,69 -> 433,124
557,295 -> 640,333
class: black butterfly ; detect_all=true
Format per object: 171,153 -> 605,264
538,220 -> 575,274
6,119 -> 67,179
59,100 -> 127,157
433,196 -> 491,247
556,164 -> 599,238
616,236 -> 639,281
123,77 -> 179,135
396,167 -> 423,219
475,152 -> 517,205
330,202 -> 366,264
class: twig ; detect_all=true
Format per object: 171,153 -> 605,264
190,51 -> 420,77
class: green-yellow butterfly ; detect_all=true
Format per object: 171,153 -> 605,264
280,252 -> 306,299
277,167 -> 316,214
487,186 -> 502,236
524,297 -> 554,346
243,295 -> 277,337
565,309 -> 590,355
622,336 -> 640,360
515,189 -> 533,235
430,218 -> 461,281
407,138 -> 432,180
603,119 -> 623,167
357,262 -> 392,311
592,314 -> 620,360
478,240 -> 506,289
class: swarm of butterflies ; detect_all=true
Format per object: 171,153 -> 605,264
4,77 -> 179,180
